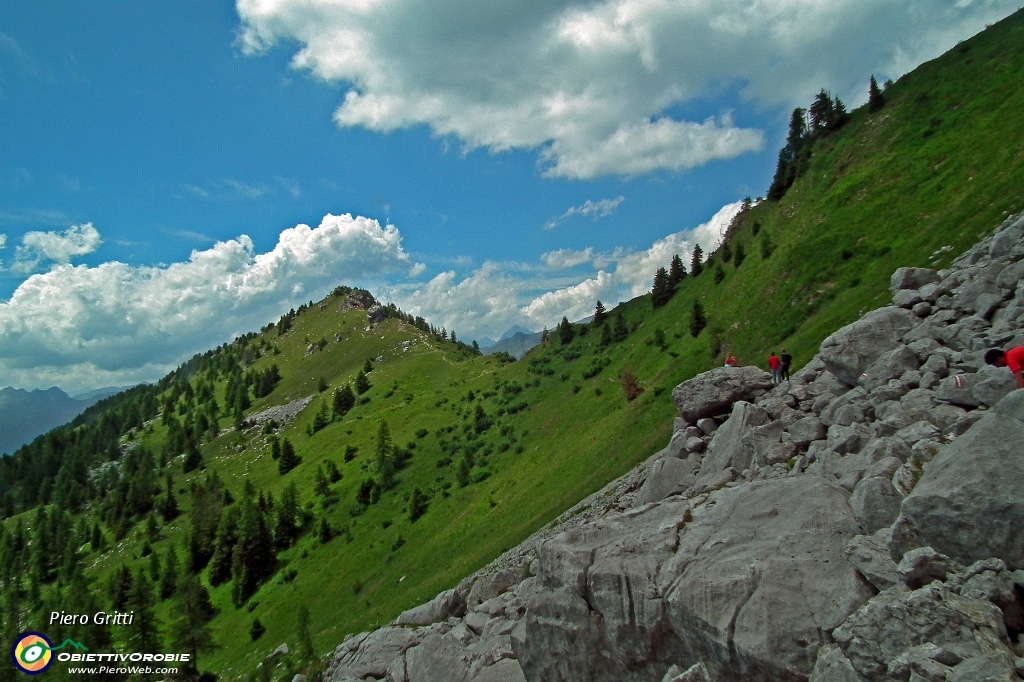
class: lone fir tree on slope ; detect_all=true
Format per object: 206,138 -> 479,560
690,245 -> 704,277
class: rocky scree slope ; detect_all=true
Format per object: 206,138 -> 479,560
319,213 -> 1024,681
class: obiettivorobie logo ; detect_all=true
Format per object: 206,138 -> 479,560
11,632 -> 88,675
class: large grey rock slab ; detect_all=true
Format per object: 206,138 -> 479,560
634,457 -> 697,506
405,633 -> 471,682
889,390 -> 1024,571
516,477 -> 873,681
819,307 -> 919,386
660,477 -> 873,679
697,401 -> 771,481
394,588 -> 467,626
673,367 -> 774,423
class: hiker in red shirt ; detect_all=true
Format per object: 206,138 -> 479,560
984,346 -> 1024,389
768,352 -> 782,384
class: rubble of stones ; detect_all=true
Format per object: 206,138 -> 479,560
319,213 -> 1024,682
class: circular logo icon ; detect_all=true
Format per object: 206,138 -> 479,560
11,632 -> 53,674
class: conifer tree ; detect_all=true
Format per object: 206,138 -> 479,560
651,267 -> 673,307
593,300 -> 607,326
317,516 -> 333,544
296,605 -> 315,663
734,242 -> 747,268
231,498 -> 274,606
375,421 -> 396,491
169,574 -> 216,670
809,89 -> 835,134
160,546 -> 179,600
149,549 -> 161,584
669,254 -> 687,286
110,564 -> 133,612
315,465 -> 331,498
714,264 -> 725,284
333,384 -> 356,418
456,455 -> 471,487
355,370 -> 371,395
869,75 -> 885,112
278,438 -> 300,475
690,245 -> 704,277
207,506 -> 239,586
689,300 -> 708,338
558,316 -> 575,345
473,405 -> 491,434
160,475 -> 179,522
599,321 -> 613,347
275,482 -> 300,550
408,487 -> 429,522
91,522 -> 107,552
183,439 -> 202,473
127,570 -> 160,660
325,459 -> 342,483
612,312 -> 629,343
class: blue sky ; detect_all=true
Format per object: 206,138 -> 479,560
0,0 -> 1017,392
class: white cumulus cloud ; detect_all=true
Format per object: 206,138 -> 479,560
236,0 -> 1016,179
13,222 -> 102,272
0,213 -> 411,392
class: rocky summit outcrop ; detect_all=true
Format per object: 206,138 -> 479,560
320,212 -> 1024,682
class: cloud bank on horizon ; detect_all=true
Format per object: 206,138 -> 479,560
236,0 -> 1016,179
0,205 -> 737,393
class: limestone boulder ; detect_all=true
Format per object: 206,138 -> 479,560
850,476 -> 902,535
891,267 -> 941,295
672,367 -> 774,423
819,307 -> 919,386
516,477 -> 872,682
696,401 -> 770,482
394,588 -> 467,626
786,416 -> 827,447
634,457 -> 697,506
889,390 -> 1024,571
405,633 -> 471,682
859,345 -> 920,391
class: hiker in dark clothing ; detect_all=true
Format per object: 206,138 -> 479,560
780,348 -> 793,382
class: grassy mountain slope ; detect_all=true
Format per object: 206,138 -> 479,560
2,10 -> 1024,682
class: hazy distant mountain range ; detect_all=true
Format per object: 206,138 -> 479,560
0,385 -> 129,455
480,325 -> 543,359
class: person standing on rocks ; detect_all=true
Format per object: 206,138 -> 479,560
768,351 -> 782,384
984,346 -> 1024,388
780,348 -> 792,382
725,354 -> 737,368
